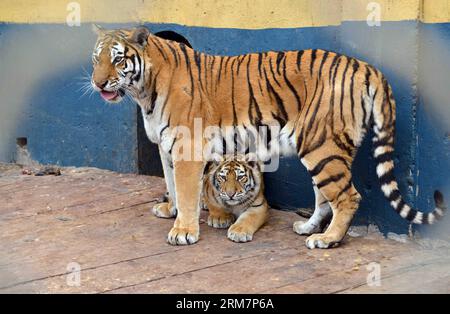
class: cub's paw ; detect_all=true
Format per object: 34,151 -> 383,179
305,233 -> 340,249
167,226 -> 199,245
293,220 -> 321,236
152,202 -> 177,219
227,223 -> 254,243
207,213 -> 235,229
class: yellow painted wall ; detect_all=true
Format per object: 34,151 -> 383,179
0,0 -> 449,28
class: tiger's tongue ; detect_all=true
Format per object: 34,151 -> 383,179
100,90 -> 118,100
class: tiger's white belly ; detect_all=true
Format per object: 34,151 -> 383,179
140,99 -> 297,163
204,124 -> 297,160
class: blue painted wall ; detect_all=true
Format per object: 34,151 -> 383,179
416,23 -> 450,237
0,24 -> 138,173
0,21 -> 449,235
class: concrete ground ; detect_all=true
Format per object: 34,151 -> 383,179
1,163 -> 449,293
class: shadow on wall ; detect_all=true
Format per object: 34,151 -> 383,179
0,25 -> 90,161
0,24 -> 138,172
416,24 -> 450,239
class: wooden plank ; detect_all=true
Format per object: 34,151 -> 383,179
1,165 -> 449,293
105,237 -> 426,294
1,170 -> 163,220
0,210 -> 297,293
339,256 -> 450,294
0,168 -> 299,293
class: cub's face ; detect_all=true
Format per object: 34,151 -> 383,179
91,26 -> 149,103
209,159 -> 260,206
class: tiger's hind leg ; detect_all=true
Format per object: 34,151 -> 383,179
301,150 -> 361,249
293,183 -> 332,235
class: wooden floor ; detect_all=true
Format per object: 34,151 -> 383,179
1,164 -> 449,294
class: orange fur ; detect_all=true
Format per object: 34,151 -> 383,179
91,26 -> 445,248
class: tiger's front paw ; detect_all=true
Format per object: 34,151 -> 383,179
167,226 -> 199,245
152,202 -> 177,218
207,213 -> 235,229
227,223 -> 254,243
305,233 -> 340,249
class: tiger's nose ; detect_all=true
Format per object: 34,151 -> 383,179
226,191 -> 236,199
94,80 -> 107,90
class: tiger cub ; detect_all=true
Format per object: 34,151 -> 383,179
202,156 -> 268,243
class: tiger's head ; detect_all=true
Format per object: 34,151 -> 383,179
205,156 -> 263,208
91,25 -> 150,103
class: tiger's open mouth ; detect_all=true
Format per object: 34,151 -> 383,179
100,89 -> 125,102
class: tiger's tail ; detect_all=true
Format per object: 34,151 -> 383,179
371,75 -> 446,224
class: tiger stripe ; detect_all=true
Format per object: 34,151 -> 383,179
91,26 -> 446,248
203,157 -> 268,243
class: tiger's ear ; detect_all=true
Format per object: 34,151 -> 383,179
92,24 -> 103,35
130,26 -> 150,47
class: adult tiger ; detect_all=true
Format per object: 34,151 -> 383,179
90,25 -> 446,249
